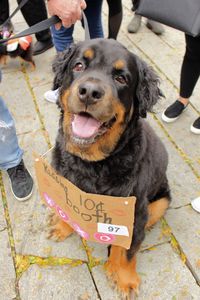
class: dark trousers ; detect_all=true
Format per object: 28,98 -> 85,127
107,0 -> 122,39
180,34 -> 200,98
0,0 -> 51,42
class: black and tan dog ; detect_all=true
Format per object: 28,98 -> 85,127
0,35 -> 35,68
48,38 -> 171,297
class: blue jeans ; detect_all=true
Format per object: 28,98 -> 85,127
0,96 -> 23,170
51,0 -> 104,52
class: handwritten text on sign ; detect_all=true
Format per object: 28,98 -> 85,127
34,155 -> 136,249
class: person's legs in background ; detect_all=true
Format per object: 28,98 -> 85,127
107,0 -> 122,39
0,0 -> 9,24
17,0 -> 53,55
0,96 -> 33,201
84,0 -> 103,39
0,0 -> 14,34
51,24 -> 74,53
127,0 -> 164,35
162,34 -> 200,134
50,0 -> 103,53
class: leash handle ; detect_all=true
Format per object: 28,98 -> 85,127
0,15 -> 60,44
82,11 -> 90,40
0,11 -> 90,44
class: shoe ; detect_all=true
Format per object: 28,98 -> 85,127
146,20 -> 165,35
162,100 -> 187,123
127,14 -> 142,33
44,88 -> 59,103
7,160 -> 33,201
191,197 -> 200,213
33,39 -> 54,56
190,116 -> 200,134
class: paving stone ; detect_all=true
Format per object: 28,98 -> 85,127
166,206 -> 200,281
138,243 -> 200,299
147,114 -> 200,208
0,230 -> 16,300
91,265 -> 121,300
91,243 -> 200,300
27,48 -> 57,89
33,83 -> 60,145
1,71 -> 41,135
19,264 -> 99,300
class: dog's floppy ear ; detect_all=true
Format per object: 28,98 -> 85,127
52,44 -> 77,90
136,57 -> 162,118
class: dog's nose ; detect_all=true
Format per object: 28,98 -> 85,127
78,81 -> 105,104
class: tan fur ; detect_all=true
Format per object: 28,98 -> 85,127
113,59 -> 125,70
83,48 -> 94,60
105,246 -> 141,296
47,213 -> 74,242
60,89 -> 126,161
146,197 -> 169,229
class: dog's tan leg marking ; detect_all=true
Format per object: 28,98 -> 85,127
146,197 -> 169,229
0,55 -> 7,65
30,61 -> 36,71
47,212 -> 74,242
105,246 -> 141,297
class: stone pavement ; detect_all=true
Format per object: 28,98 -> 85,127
0,1 -> 200,299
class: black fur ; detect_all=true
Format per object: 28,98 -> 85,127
52,38 -> 171,259
0,40 -> 34,66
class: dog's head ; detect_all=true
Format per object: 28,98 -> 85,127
53,38 -> 161,161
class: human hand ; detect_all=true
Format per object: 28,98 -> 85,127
48,0 -> 87,29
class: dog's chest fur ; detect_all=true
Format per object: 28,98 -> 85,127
52,120 -> 168,202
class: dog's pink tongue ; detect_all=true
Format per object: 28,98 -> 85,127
72,114 -> 101,138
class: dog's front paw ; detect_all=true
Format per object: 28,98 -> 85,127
46,212 -> 74,242
105,258 -> 141,299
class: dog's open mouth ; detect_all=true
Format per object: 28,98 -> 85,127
71,112 -> 115,144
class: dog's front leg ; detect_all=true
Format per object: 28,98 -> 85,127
105,245 -> 140,298
105,204 -> 147,298
47,212 -> 74,242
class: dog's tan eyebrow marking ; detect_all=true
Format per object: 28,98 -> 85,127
113,60 -> 125,70
83,48 -> 94,59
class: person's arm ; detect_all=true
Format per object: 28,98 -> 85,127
47,0 -> 86,28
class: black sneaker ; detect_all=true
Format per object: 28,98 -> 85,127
190,116 -> 200,134
7,160 -> 33,201
162,100 -> 187,123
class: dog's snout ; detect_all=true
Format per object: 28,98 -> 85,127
78,81 -> 105,104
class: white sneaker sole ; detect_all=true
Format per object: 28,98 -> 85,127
9,168 -> 34,202
10,185 -> 34,201
191,197 -> 200,213
44,90 -> 59,103
161,112 -> 180,123
190,124 -> 200,135
161,106 -> 187,123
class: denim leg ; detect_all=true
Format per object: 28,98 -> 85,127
51,25 -> 74,52
0,97 -> 23,170
50,0 -> 103,52
84,0 -> 104,38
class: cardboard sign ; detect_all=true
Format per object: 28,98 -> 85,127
34,155 -> 136,249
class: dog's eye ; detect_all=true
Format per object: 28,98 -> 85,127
73,62 -> 84,72
115,75 -> 127,85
